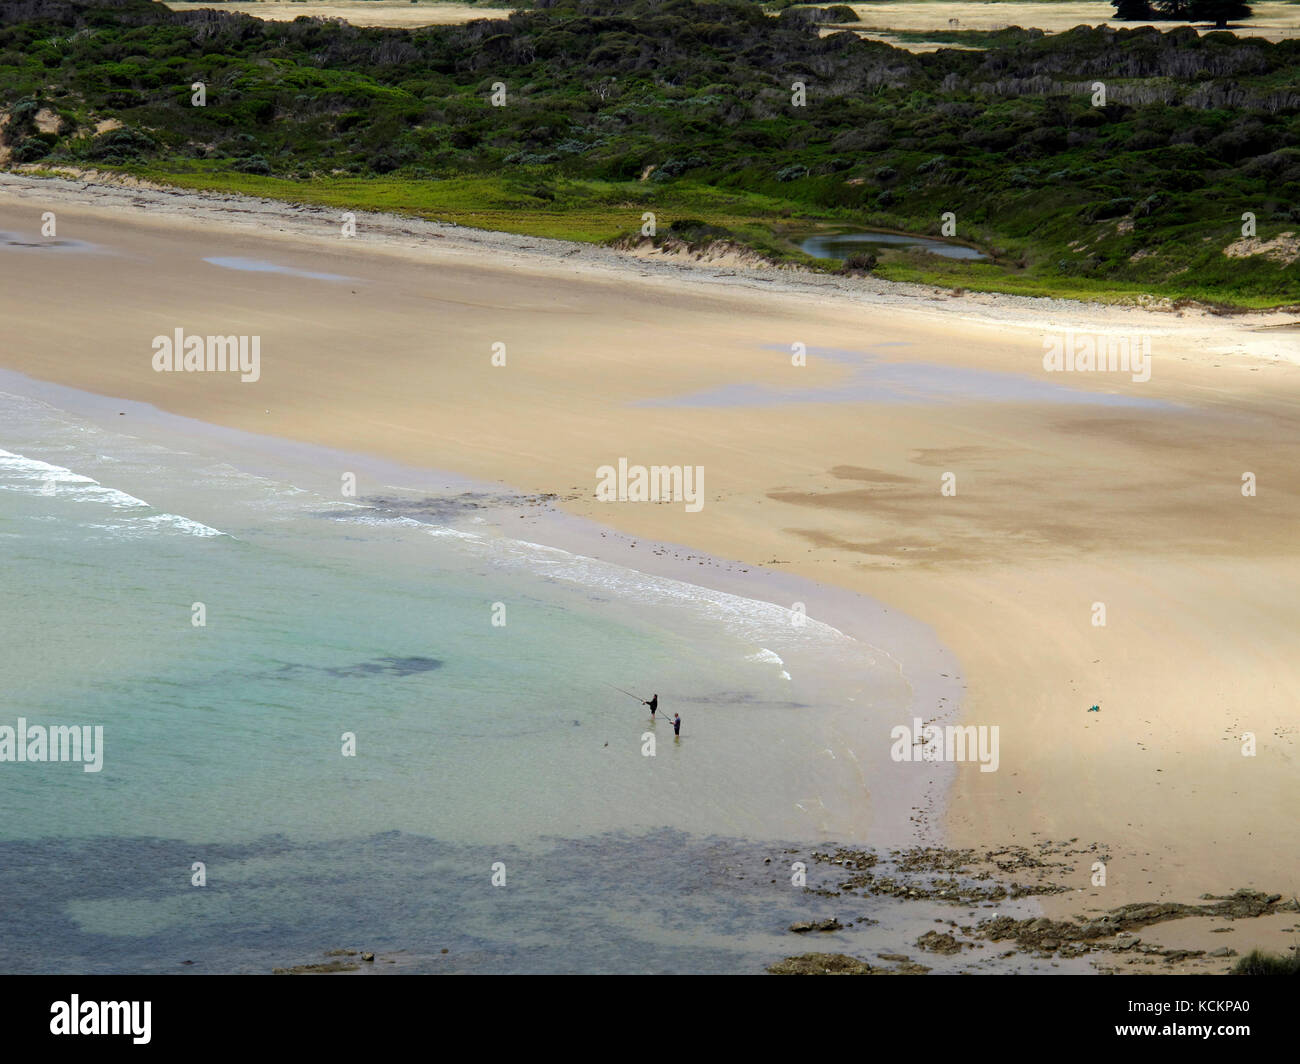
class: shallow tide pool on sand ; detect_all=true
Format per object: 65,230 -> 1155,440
0,231 -> 103,254
202,256 -> 357,282
636,344 -> 1172,409
799,231 -> 990,262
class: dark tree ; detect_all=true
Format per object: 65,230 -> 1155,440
1188,0 -> 1252,27
1151,0 -> 1190,16
1111,0 -> 1155,18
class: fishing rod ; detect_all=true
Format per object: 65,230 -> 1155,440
605,682 -> 648,704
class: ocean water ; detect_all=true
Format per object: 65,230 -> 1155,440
0,376 -> 1054,974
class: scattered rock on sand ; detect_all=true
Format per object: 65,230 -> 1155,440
916,930 -> 963,954
1162,949 -> 1205,963
789,918 -> 841,933
767,952 -> 930,975
768,952 -> 873,975
272,960 -> 360,975
977,889 -> 1290,956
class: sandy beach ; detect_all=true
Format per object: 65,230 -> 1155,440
1,171 -> 1297,965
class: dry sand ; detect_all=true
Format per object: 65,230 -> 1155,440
1,172 -> 1298,963
164,1 -> 515,27
831,2 -> 1300,47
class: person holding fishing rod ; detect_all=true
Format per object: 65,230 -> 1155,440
607,683 -> 680,736
608,683 -> 662,721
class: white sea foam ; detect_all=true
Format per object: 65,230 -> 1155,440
424,526 -> 480,541
435,530 -> 865,660
1,386 -> 874,679
746,648 -> 792,680
329,501 -> 859,662
141,514 -> 224,537
0,447 -> 225,537
0,449 -> 150,509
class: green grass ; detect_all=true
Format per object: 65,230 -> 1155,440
37,160 -> 1293,309
76,159 -> 828,249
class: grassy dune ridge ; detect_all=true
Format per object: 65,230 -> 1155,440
2,0 -> 1299,306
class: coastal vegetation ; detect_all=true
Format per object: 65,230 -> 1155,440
1232,947 -> 1300,974
2,0 -> 1298,306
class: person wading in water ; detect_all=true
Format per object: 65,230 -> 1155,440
643,693 -> 659,718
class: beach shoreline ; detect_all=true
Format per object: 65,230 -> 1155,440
0,360 -> 965,854
9,168 -> 1300,347
2,171 -> 1298,968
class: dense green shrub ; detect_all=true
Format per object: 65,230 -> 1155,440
1,0 -> 1296,302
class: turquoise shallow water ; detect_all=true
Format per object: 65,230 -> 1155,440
0,382 -> 909,848
0,377 -> 1022,973
0,383 -> 911,846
